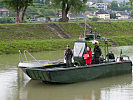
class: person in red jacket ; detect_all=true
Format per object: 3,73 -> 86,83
85,47 -> 92,65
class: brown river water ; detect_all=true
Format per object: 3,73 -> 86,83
0,46 -> 133,100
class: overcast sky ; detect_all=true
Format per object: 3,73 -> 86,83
108,0 -> 129,2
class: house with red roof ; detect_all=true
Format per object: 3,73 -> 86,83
84,11 -> 97,19
86,0 -> 95,6
0,8 -> 9,17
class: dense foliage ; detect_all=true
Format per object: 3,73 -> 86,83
129,0 -> 133,7
0,16 -> 15,23
110,13 -> 116,19
107,1 -> 131,11
130,10 -> 133,17
52,0 -> 87,22
2,0 -> 33,23
110,1 -> 119,11
91,17 -> 99,21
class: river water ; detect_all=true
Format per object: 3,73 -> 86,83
0,46 -> 133,100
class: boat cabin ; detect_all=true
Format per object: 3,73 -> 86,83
72,33 -> 114,66
73,33 -> 99,66
73,41 -> 87,66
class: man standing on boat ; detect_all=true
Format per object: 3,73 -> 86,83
94,42 -> 102,64
65,45 -> 73,67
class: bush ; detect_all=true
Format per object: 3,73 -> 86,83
0,17 -> 15,24
130,10 -> 133,18
91,17 -> 99,21
110,13 -> 116,19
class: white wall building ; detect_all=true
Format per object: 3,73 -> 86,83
96,10 -> 110,20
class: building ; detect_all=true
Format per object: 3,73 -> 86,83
68,13 -> 88,20
84,11 -> 97,19
84,10 -> 110,20
116,12 -> 129,19
89,2 -> 110,10
0,9 -> 9,17
96,3 -> 108,10
96,10 -> 110,20
89,4 -> 97,8
86,1 -> 95,6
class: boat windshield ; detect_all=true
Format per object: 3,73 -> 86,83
74,42 -> 86,57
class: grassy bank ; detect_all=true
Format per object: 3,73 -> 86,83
0,39 -> 98,55
89,22 -> 133,45
0,22 -> 133,54
0,39 -> 75,55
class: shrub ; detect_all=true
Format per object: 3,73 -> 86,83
110,13 -> 116,19
0,17 -> 15,24
91,17 -> 99,21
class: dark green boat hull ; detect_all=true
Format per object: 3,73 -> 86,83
25,61 -> 132,83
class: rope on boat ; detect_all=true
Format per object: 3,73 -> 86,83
23,50 -> 41,65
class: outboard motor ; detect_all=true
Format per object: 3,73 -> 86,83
107,52 -> 115,62
96,34 -> 101,39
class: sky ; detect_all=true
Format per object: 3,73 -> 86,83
107,0 -> 129,2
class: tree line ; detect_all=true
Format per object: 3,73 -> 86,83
0,0 -> 133,23
0,0 -> 88,22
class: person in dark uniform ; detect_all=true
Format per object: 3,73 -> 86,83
94,42 -> 102,64
64,45 -> 73,67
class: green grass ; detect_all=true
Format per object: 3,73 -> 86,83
0,23 -> 59,40
0,21 -> 133,55
59,23 -> 84,38
0,39 -> 75,55
89,21 -> 133,45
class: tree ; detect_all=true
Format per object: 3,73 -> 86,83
110,13 -> 116,19
0,16 -> 15,24
0,2 -> 7,9
97,0 -> 103,3
118,1 -> 131,11
21,0 -> 34,22
26,6 -> 39,18
130,10 -> 133,17
118,5 -> 130,11
91,17 -> 99,21
110,1 -> 118,11
52,0 -> 87,22
45,0 -> 50,5
2,0 -> 33,23
129,0 -> 133,7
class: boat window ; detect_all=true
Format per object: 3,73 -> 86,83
74,42 -> 86,57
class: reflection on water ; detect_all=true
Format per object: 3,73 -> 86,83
0,46 -> 133,100
24,74 -> 132,100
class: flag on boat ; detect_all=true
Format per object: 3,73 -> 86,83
120,49 -> 123,61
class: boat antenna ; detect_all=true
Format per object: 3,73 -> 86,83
84,17 -> 87,40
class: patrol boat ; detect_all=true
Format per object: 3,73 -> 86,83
18,34 -> 132,83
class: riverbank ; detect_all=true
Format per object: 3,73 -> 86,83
0,21 -> 133,54
0,40 -> 74,54
0,39 -> 97,55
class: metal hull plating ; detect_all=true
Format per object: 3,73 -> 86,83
25,61 -> 132,83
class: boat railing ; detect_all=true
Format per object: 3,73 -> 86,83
19,50 -> 41,65
22,60 -> 49,63
19,50 -> 63,65
116,55 -> 130,62
22,59 -> 63,64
